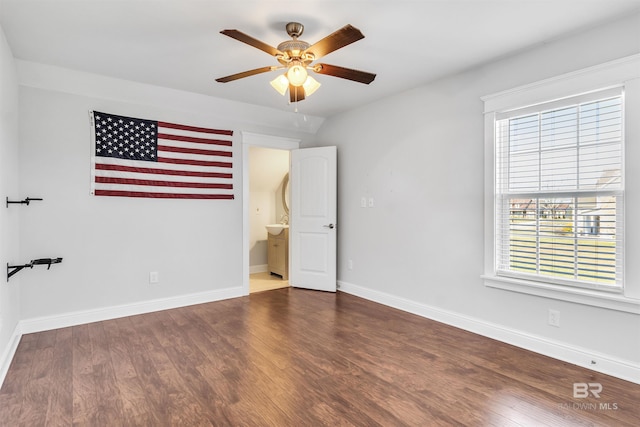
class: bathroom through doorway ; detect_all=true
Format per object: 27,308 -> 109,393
246,141 -> 294,294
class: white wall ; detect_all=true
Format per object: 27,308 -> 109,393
314,13 -> 640,380
14,63 -> 315,326
0,24 -> 21,382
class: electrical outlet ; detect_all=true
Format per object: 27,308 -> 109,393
149,271 -> 159,284
368,197 -> 375,207
548,309 -> 560,327
348,259 -> 353,270
360,197 -> 367,208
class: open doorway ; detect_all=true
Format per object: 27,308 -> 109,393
248,146 -> 290,293
241,132 -> 300,295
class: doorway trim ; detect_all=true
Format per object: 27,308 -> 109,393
242,132 -> 300,296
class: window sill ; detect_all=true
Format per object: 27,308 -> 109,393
482,274 -> 640,314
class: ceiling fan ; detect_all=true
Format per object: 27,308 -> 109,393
215,22 -> 376,103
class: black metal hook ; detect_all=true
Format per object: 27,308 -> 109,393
7,257 -> 63,282
6,197 -> 43,208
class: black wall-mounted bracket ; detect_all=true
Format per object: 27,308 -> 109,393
7,257 -> 63,282
6,197 -> 43,208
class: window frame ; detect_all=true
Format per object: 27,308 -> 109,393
482,54 -> 640,314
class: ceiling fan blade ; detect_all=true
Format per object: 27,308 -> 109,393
289,84 -> 305,103
313,63 -> 376,84
215,66 -> 275,83
220,29 -> 283,57
304,25 -> 365,60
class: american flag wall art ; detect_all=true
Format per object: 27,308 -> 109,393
90,111 -> 234,199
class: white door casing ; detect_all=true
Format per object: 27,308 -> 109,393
289,146 -> 337,292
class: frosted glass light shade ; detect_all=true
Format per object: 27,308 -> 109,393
287,64 -> 308,86
302,76 -> 321,96
270,74 -> 289,96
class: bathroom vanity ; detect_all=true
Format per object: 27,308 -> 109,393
267,226 -> 289,279
266,172 -> 290,280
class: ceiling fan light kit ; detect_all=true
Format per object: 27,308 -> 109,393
216,22 -> 376,104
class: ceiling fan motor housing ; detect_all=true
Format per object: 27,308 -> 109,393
276,22 -> 315,65
277,40 -> 311,61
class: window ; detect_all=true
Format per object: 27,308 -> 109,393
494,89 -> 623,292
482,55 -> 640,311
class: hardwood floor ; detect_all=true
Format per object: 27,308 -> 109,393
1,289 -> 638,426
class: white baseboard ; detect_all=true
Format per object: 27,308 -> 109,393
250,264 -> 268,274
338,280 -> 640,385
19,286 -> 244,334
0,323 -> 23,388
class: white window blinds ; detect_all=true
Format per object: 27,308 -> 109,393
495,88 -> 624,291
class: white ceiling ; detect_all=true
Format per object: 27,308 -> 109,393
2,0 -> 639,118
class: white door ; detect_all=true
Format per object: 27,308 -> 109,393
289,146 -> 337,292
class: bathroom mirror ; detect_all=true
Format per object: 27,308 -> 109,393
282,173 -> 290,215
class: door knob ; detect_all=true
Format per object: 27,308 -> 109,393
323,224 -> 335,229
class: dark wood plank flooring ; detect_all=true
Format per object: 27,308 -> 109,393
1,288 -> 638,426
